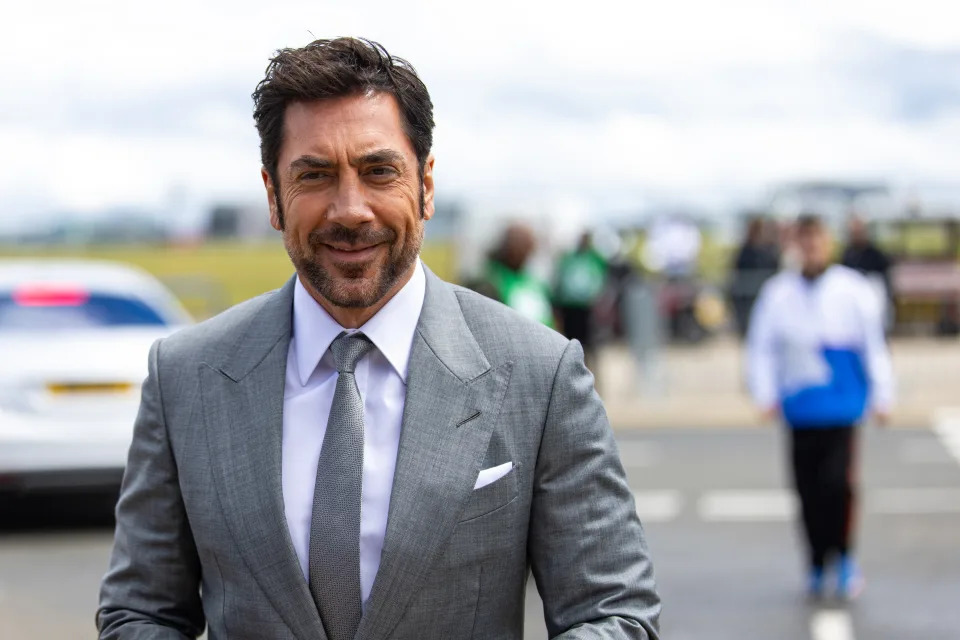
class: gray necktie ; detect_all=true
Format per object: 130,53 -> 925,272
309,331 -> 374,640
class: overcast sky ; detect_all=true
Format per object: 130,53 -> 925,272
1,0 -> 958,230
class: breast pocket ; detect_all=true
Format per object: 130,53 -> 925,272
459,463 -> 519,523
441,463 -> 523,571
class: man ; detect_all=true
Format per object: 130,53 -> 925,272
554,231 -> 609,367
98,38 -> 660,639
641,213 -> 701,278
729,216 -> 780,338
472,222 -> 555,328
747,214 -> 894,601
841,215 -> 894,331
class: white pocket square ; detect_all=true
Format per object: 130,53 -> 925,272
473,461 -> 513,490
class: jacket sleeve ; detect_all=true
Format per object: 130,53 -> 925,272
97,339 -> 204,639
857,282 -> 896,413
528,339 -> 661,639
746,282 -> 779,409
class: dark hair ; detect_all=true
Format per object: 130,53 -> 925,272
252,37 -> 434,212
745,217 -> 765,243
795,213 -> 825,233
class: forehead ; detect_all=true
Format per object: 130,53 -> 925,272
280,93 -> 413,162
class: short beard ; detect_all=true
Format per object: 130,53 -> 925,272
284,214 -> 424,309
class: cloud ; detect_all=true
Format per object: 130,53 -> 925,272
2,0 -> 960,225
837,35 -> 960,121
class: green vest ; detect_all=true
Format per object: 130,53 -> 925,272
486,261 -> 555,328
554,249 -> 608,307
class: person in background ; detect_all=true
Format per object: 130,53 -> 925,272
747,214 -> 894,601
729,217 -> 781,338
473,223 -> 555,328
778,218 -> 802,272
553,231 -> 609,367
841,215 -> 894,331
642,213 -> 701,278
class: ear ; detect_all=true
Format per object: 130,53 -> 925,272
262,167 -> 282,231
421,154 -> 435,221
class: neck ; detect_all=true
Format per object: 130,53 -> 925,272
801,263 -> 828,281
302,263 -> 417,329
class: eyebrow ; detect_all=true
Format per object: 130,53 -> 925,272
355,149 -> 406,168
287,149 -> 407,175
288,155 -> 334,174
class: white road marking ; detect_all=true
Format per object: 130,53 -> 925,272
697,490 -> 796,522
633,490 -> 683,523
933,418 -> 960,466
634,485 -> 960,525
810,609 -> 855,640
869,488 -> 960,515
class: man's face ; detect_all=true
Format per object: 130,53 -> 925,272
796,225 -> 832,272
849,218 -> 868,245
262,93 -> 434,310
503,226 -> 535,271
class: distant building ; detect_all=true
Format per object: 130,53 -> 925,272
0,212 -> 168,247
205,203 -> 275,240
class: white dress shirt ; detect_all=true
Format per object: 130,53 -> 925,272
282,260 -> 425,604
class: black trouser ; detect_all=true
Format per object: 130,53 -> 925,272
558,305 -> 594,350
789,426 -> 858,570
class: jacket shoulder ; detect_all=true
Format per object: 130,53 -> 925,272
829,264 -> 869,286
158,287 -> 285,363
757,270 -> 794,301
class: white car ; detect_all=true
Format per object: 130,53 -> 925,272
0,259 -> 192,497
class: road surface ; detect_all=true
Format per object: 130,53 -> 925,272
2,423 -> 959,639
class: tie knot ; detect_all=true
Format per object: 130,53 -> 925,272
329,332 -> 374,374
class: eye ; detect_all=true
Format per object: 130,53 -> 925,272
367,166 -> 398,179
299,169 -> 336,183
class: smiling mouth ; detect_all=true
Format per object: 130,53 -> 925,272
322,243 -> 382,263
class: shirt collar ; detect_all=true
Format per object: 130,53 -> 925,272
292,259 -> 426,386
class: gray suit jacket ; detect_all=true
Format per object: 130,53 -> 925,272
98,268 -> 660,639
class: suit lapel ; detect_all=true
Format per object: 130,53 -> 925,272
356,270 -> 512,640
201,277 -> 327,640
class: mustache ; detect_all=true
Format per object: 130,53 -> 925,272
307,225 -> 397,248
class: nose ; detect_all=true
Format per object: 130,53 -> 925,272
326,171 -> 375,227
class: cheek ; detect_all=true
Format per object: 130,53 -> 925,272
370,191 -> 420,233
285,192 -> 328,231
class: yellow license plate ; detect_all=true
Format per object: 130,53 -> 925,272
47,382 -> 134,395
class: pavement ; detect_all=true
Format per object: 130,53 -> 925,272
597,336 -> 960,429
525,423 -> 960,639
2,337 -> 959,639
3,418 -> 960,639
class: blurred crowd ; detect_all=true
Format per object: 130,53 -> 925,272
464,212 -> 896,361
729,215 -> 894,339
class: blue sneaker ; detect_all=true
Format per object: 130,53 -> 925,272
807,566 -> 825,599
837,555 -> 864,600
